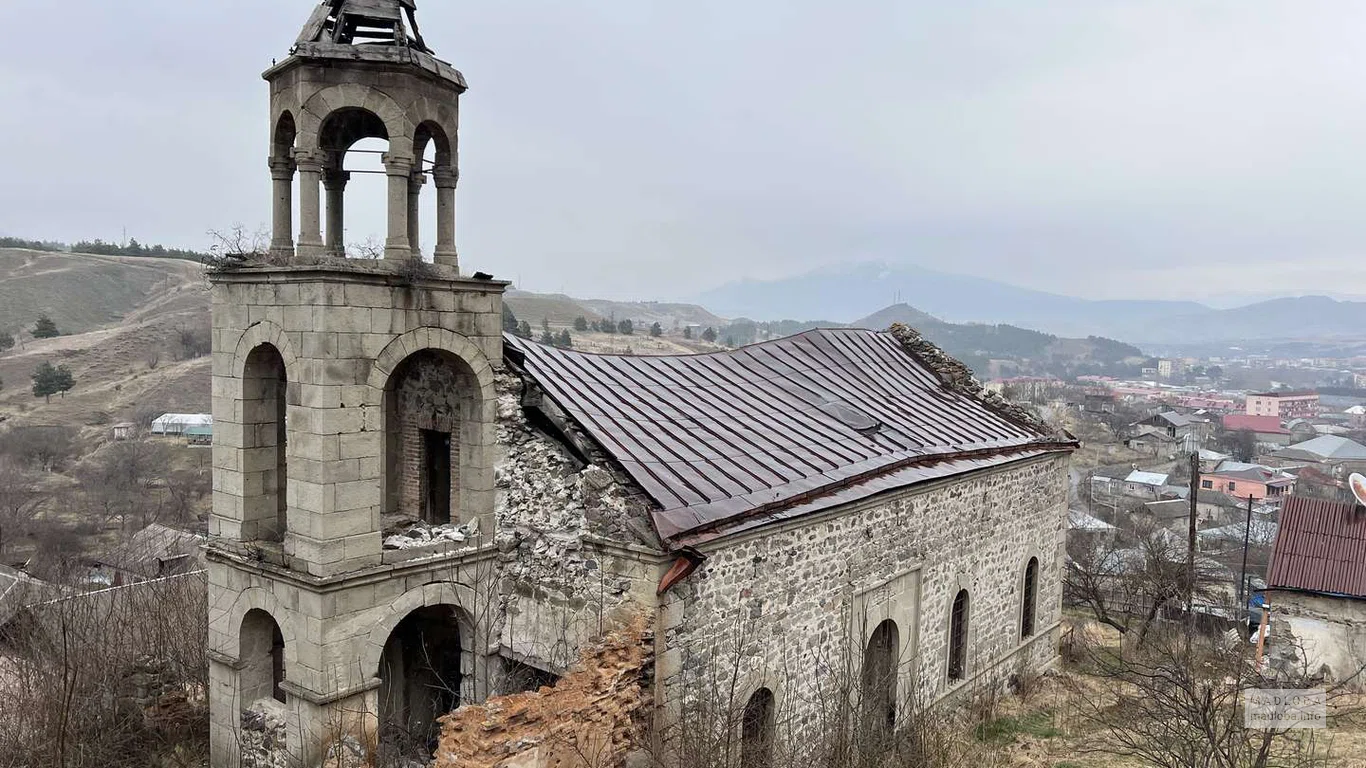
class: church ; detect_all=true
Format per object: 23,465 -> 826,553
205,2 -> 1076,765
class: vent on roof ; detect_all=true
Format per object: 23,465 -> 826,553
819,401 -> 881,434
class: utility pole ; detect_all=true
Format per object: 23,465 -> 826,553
1238,494 -> 1254,625
1186,451 -> 1200,618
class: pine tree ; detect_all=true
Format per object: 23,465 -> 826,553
649,322 -> 663,337
517,320 -> 533,339
32,362 -> 74,403
32,315 -> 60,339
573,316 -> 589,332
702,327 -> 717,342
540,329 -> 555,345
683,327 -> 693,340
618,319 -> 634,336
556,329 -> 573,348
502,304 -> 520,334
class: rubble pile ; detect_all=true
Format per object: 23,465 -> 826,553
431,617 -> 654,768
383,521 -> 477,550
239,701 -> 289,768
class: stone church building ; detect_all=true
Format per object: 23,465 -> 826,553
206,2 -> 1076,765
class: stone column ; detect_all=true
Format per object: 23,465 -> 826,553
268,157 -> 296,261
431,167 -> 459,271
295,151 -> 325,259
407,172 -> 427,259
382,153 -> 414,260
322,168 -> 350,258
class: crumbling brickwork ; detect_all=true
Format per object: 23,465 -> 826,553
391,350 -> 464,526
657,453 -> 1070,743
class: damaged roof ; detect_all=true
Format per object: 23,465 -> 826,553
506,327 -> 1074,543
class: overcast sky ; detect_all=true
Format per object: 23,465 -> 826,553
3,1 -> 1366,304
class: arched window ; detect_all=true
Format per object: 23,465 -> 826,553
861,619 -> 899,733
948,589 -> 969,683
1021,557 -> 1039,639
741,687 -> 775,768
240,609 -> 286,705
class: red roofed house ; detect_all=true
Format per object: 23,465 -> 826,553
1265,495 -> 1366,688
1222,414 -> 1292,447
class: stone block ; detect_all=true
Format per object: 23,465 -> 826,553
335,479 -> 380,511
339,431 -> 381,460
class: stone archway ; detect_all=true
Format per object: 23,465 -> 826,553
376,603 -> 472,759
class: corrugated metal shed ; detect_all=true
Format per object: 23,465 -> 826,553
506,328 -> 1072,542
1266,495 -> 1366,599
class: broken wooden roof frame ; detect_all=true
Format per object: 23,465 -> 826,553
296,0 -> 430,53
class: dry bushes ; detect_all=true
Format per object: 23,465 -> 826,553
0,572 -> 208,768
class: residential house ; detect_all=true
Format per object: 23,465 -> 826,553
1347,404 -> 1366,428
1126,431 -> 1182,459
1199,448 -> 1231,473
111,422 -> 136,441
184,425 -> 214,447
1271,435 -> 1366,467
1201,461 -> 1295,501
1246,391 -> 1319,420
1124,470 -> 1170,500
1222,414 -> 1292,447
1265,496 -> 1366,688
1143,490 -> 1246,531
1083,391 -> 1117,415
89,523 -> 205,587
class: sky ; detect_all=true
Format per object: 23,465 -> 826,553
3,1 -> 1366,304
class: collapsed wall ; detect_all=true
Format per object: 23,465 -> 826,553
492,372 -> 664,676
431,617 -> 654,768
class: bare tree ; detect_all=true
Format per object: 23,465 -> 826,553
347,236 -> 385,260
206,223 -> 270,267
0,458 -> 45,560
0,426 -> 79,472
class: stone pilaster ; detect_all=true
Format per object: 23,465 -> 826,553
432,166 -> 459,271
382,154 -> 415,260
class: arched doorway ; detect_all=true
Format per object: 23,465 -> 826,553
241,344 -> 288,542
741,687 -> 776,768
378,604 -> 468,757
239,609 -> 286,705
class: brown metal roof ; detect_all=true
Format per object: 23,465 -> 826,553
505,329 -> 1072,542
1266,495 -> 1366,599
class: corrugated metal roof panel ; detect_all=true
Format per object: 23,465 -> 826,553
507,328 -> 1071,541
1267,495 -> 1366,599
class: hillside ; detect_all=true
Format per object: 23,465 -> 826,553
505,290 -> 725,332
0,250 -> 210,436
0,248 -> 203,337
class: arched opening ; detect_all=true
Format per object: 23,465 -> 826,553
239,609 -> 286,705
414,121 -> 453,262
861,619 -> 899,735
1021,557 -> 1039,639
948,589 -> 970,683
241,344 -> 287,542
318,107 -> 391,258
383,350 -> 480,533
741,687 -> 776,768
378,604 -> 468,758
269,112 -> 297,255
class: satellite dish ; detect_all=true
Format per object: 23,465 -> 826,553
1351,473 -> 1366,507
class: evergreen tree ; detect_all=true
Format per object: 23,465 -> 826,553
540,329 -> 556,345
650,322 -> 663,337
0,332 -> 14,354
502,304 -> 520,334
683,327 -> 693,340
601,318 -> 616,335
618,319 -> 634,336
541,317 -> 552,334
573,316 -> 589,332
702,327 -> 717,342
32,315 -> 60,339
517,320 -> 533,339
32,362 -> 74,403
556,329 -> 573,348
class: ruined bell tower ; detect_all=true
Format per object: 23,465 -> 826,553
206,2 -> 508,764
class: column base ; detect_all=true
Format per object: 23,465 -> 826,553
433,246 -> 460,272
384,243 -> 414,260
268,243 -> 295,263
297,241 -> 325,260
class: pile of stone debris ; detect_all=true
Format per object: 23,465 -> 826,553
382,521 -> 478,550
240,700 -> 288,768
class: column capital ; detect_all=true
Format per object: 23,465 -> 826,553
408,173 -> 428,193
293,149 -> 325,173
381,153 -> 415,177
268,156 -> 297,180
321,169 -> 351,191
431,167 -> 459,189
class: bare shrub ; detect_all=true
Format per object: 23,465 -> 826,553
0,425 -> 80,472
0,572 -> 209,768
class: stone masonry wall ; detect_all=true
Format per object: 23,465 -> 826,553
392,350 -> 464,526
658,453 -> 1070,747
492,372 -> 666,675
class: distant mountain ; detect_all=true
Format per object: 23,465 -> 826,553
854,303 -> 940,329
696,262 -> 1207,339
504,290 -> 726,332
697,262 -> 1366,345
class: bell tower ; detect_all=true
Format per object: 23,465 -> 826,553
266,0 -> 464,267
206,3 -> 506,765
